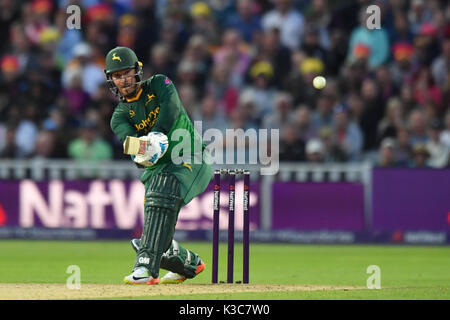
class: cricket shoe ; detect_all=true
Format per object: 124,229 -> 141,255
160,259 -> 205,284
123,267 -> 160,285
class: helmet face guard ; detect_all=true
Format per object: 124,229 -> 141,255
105,61 -> 143,99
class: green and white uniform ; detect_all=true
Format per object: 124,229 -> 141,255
110,74 -> 212,278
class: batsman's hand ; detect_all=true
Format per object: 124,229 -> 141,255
132,132 -> 168,167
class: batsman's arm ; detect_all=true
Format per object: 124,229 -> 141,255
150,74 -> 181,134
110,108 -> 144,167
110,108 -> 137,144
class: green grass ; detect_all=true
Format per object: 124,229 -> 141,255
0,240 -> 449,299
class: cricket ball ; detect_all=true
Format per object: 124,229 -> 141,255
313,76 -> 326,89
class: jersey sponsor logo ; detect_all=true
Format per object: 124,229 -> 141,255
134,106 -> 160,131
112,53 -> 122,62
145,94 -> 156,106
129,109 -> 135,117
164,77 -> 171,85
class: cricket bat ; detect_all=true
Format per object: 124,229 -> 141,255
123,136 -> 148,155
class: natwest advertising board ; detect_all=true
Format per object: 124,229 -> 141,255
0,179 -> 260,231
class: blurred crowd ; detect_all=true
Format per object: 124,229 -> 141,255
0,0 -> 449,168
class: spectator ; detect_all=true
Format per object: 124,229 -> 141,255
116,14 -> 139,51
131,0 -> 159,60
192,93 -> 229,135
414,23 -> 441,66
378,137 -> 397,168
408,109 -> 429,147
224,0 -> 262,44
399,82 -> 419,114
262,92 -> 294,131
426,120 -> 449,168
407,0 -> 433,35
63,67 -> 90,119
83,4 -> 117,53
262,0 -> 305,50
359,77 -> 385,152
176,57 -> 205,95
23,0 -> 52,46
158,19 -> 189,63
325,29 -> 347,76
339,50 -> 370,94
62,42 -> 105,97
189,1 -> 220,46
206,61 -> 239,116
375,65 -> 399,105
178,83 -> 200,119
15,103 -> 39,158
409,143 -> 430,168
147,43 -> 176,81
9,22 -> 32,73
292,105 -> 316,142
431,37 -> 450,91
0,122 -> 6,152
228,105 -> 257,131
237,90 -> 263,128
346,92 -> 364,124
209,0 -> 236,25
241,60 -> 277,123
255,27 -> 292,89
279,122 -> 305,162
33,130 -> 57,159
303,0 -> 331,49
376,97 -> 404,145
182,34 -> 213,91
214,29 -> 252,88
440,111 -> 450,149
389,42 -> 417,87
395,126 -> 412,166
311,90 -> 337,133
411,66 -> 443,114
0,0 -> 20,54
318,126 -> 347,162
390,12 -> 414,44
67,121 -> 113,162
331,104 -> 363,162
300,25 -> 327,62
0,125 -> 18,158
347,6 -> 390,69
0,55 -> 26,107
285,56 -> 324,106
305,137 -> 325,163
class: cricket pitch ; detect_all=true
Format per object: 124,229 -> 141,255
0,283 -> 364,300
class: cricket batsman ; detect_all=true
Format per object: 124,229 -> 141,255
105,46 -> 212,284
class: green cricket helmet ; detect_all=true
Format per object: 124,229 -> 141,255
104,46 -> 144,98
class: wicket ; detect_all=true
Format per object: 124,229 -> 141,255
212,169 -> 250,284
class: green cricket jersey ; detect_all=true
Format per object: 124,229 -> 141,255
110,74 -> 212,204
